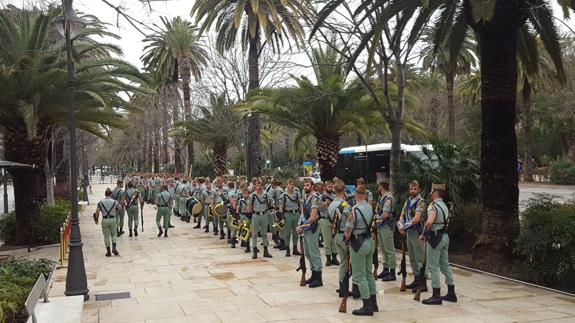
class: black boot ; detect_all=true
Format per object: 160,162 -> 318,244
422,288 -> 443,305
204,224 -> 209,232
158,227 -> 163,237
337,282 -> 353,297
134,226 -> 138,237
263,246 -> 273,258
331,254 -> 340,266
245,241 -> 251,253
252,247 -> 258,259
220,230 -> 225,240
305,271 -> 316,285
213,227 -> 218,235
308,271 -> 323,288
278,239 -> 287,251
105,247 -> 111,257
442,285 -> 458,303
231,238 -> 236,248
227,229 -> 231,240
112,243 -> 119,256
352,299 -> 374,316
382,268 -> 397,281
412,280 -> 428,293
285,248 -> 291,257
170,222 -> 175,228
406,276 -> 417,290
164,228 -> 168,238
352,283 -> 361,299
129,229 -> 133,237
325,255 -> 333,267
272,233 -> 280,248
117,229 -> 121,237
377,268 -> 389,279
193,222 -> 201,228
370,295 -> 379,312
292,247 -> 302,256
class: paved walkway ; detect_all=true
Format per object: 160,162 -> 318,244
11,184 -> 575,322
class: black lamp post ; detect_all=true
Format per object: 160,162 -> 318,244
51,0 -> 89,301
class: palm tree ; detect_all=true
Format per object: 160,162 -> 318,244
420,28 -> 477,137
171,94 -> 241,176
242,45 -> 374,180
191,0 -> 314,178
141,16 -> 207,172
313,0 -> 572,269
0,8 -> 147,244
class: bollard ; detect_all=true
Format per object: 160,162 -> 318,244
59,226 -> 65,267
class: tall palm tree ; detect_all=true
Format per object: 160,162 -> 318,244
243,45 -> 374,180
141,16 -> 207,172
0,8 -> 147,244
171,94 -> 241,176
421,28 -> 477,137
313,0 -> 572,269
191,0 -> 314,178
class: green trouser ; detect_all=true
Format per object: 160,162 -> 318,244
101,218 -> 117,248
318,218 -> 336,256
127,205 -> 139,230
406,228 -> 424,274
252,213 -> 269,247
335,233 -> 349,281
283,212 -> 299,250
350,238 -> 376,299
227,214 -> 237,238
215,213 -> 225,232
304,228 -> 323,271
179,198 -> 187,217
116,207 -> 125,232
427,234 -> 454,288
268,212 -> 277,235
377,225 -> 396,269
203,205 -> 212,226
156,206 -> 170,229
174,196 -> 179,214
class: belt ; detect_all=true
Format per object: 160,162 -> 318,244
285,209 -> 298,213
159,204 -> 169,207
254,211 -> 267,215
352,232 -> 370,240
103,215 -> 115,219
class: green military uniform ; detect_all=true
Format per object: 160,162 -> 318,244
375,192 -> 396,278
400,195 -> 426,277
318,191 -> 337,265
280,189 -> 301,254
98,197 -> 119,249
237,195 -> 252,252
226,187 -> 238,245
173,180 -> 180,216
111,186 -> 125,234
266,185 -> 282,241
248,191 -> 272,258
177,182 -> 189,220
155,190 -> 172,237
347,200 -> 377,313
202,188 -> 216,233
214,187 -> 227,238
329,196 -> 352,291
301,192 -> 322,272
124,188 -> 141,236
426,198 -> 454,289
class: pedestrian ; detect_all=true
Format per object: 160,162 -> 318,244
375,180 -> 397,281
111,180 -> 126,237
124,181 -> 142,237
93,188 -> 120,257
279,179 -> 302,257
296,178 -> 323,288
344,185 -> 378,316
269,179 -> 284,249
236,187 -> 252,253
248,180 -> 273,259
420,183 -> 457,305
330,180 -> 352,297
202,181 -> 217,234
318,181 -> 338,266
155,185 -> 173,238
177,179 -> 190,223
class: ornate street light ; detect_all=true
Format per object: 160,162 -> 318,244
51,0 -> 89,301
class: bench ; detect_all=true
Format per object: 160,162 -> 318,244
25,269 -> 84,323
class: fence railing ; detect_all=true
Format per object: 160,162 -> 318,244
59,215 -> 71,268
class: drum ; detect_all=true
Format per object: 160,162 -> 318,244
186,197 -> 202,216
214,202 -> 226,217
239,220 -> 251,241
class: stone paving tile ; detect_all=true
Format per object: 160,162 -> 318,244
5,183 -> 574,323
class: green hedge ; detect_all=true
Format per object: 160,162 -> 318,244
515,194 -> 575,287
550,159 -> 575,185
0,257 -> 55,323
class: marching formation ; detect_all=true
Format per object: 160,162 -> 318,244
92,173 -> 458,316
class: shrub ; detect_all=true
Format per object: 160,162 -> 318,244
0,257 -> 55,323
550,159 -> 575,185
35,200 -> 70,245
0,212 -> 16,244
515,194 -> 575,287
448,203 -> 482,252
271,166 -> 301,182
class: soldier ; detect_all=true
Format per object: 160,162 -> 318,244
214,178 -> 228,240
202,181 -> 217,234
173,177 -> 181,218
167,179 -> 176,228
356,178 -> 374,206
236,187 -> 252,253
111,180 -> 126,237
124,181 -> 142,237
279,178 -> 302,257
296,178 -> 323,288
420,184 -> 457,305
375,180 -> 397,281
268,179 -> 284,249
397,180 -> 427,292
344,185 -> 378,316
330,180 -> 352,297
155,185 -> 173,238
93,188 -> 120,257
227,181 -> 240,247
177,179 -> 190,223
248,180 -> 273,259
318,181 -> 338,266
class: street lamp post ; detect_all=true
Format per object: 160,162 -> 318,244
52,0 -> 89,300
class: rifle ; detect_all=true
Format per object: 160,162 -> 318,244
140,200 -> 145,232
296,235 -> 306,286
399,235 -> 407,292
339,250 -> 351,313
372,224 -> 379,279
413,240 -> 428,301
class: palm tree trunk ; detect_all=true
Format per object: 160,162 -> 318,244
180,57 -> 194,170
446,70 -> 456,137
4,128 -> 47,245
172,100 -> 182,175
213,146 -> 228,176
247,21 -> 262,178
147,131 -> 153,173
54,132 -> 70,198
467,0 -> 522,269
316,134 -> 340,182
153,129 -> 160,173
522,78 -> 534,182
389,120 -> 402,194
